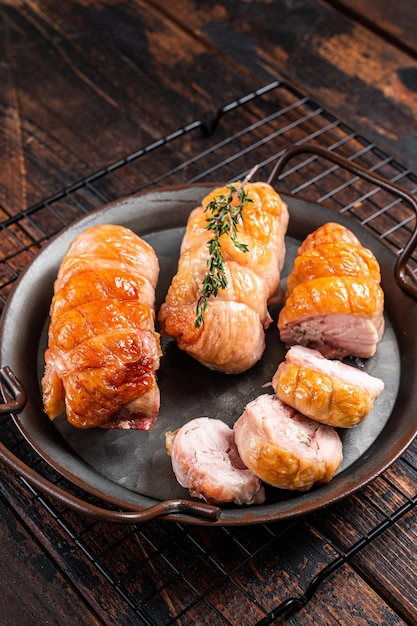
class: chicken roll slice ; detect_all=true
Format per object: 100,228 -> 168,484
166,418 -> 265,505
278,275 -> 385,359
234,394 -> 343,491
279,221 -> 385,359
272,346 -> 384,428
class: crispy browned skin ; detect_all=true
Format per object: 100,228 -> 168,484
42,224 -> 161,430
278,222 -> 385,358
272,346 -> 384,428
234,394 -> 343,491
297,221 -> 360,254
280,275 -> 384,322
158,182 -> 289,374
286,241 -> 381,295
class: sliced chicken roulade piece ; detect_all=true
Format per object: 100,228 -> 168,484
272,346 -> 384,428
166,418 -> 265,505
279,222 -> 385,359
42,224 -> 162,430
234,394 -> 343,492
297,221 -> 361,254
158,182 -> 289,374
278,275 -> 385,359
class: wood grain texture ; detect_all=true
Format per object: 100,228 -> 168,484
0,0 -> 256,212
0,2 -> 416,625
269,564 -> 409,625
311,459 -> 417,625
0,462 -> 149,626
0,491 -> 102,626
2,0 -> 417,214
326,0 -> 417,57
150,0 -> 417,171
1,458 -> 412,626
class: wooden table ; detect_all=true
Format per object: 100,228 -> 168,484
1,2 -> 416,624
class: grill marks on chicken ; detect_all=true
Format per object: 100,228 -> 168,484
278,222 -> 385,358
166,418 -> 265,505
158,182 -> 289,374
42,224 -> 161,430
273,346 -> 384,428
234,394 -> 343,491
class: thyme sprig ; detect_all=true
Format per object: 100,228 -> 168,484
195,166 -> 258,328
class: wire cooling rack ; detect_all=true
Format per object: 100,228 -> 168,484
0,79 -> 416,625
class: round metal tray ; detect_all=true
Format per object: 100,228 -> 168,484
1,180 -> 417,525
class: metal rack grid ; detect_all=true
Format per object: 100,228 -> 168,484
1,79 -> 416,625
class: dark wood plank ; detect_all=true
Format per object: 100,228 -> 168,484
0,460 -> 410,626
311,457 -> 417,625
0,0 -> 258,214
0,491 -> 102,626
149,0 -> 417,172
269,565 -> 408,626
326,0 -> 417,57
213,519 -> 409,626
3,0 -> 417,218
0,461 -> 152,626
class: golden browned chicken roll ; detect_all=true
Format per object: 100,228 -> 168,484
297,221 -> 360,254
272,346 -> 384,428
166,417 -> 265,505
278,222 -> 385,359
158,182 -> 289,374
285,241 -> 381,296
42,224 -> 162,430
279,275 -> 384,358
234,394 -> 343,491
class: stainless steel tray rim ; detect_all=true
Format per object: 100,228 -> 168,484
1,180 -> 416,525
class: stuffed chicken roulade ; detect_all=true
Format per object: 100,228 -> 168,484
272,346 -> 384,428
158,182 -> 289,374
42,224 -> 162,430
166,417 -> 265,505
234,394 -> 343,491
278,222 -> 385,359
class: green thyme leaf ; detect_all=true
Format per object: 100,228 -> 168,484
195,166 -> 258,328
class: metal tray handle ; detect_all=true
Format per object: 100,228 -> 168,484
268,143 -> 417,300
0,367 -> 220,524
